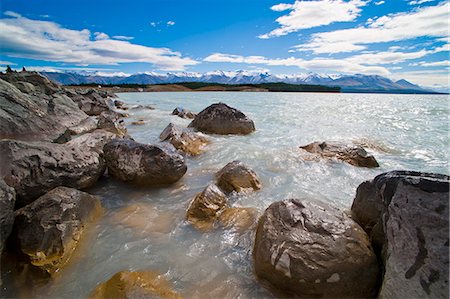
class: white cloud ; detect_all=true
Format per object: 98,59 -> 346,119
409,0 -> 434,5
259,0 -> 368,39
414,60 -> 450,66
294,2 -> 449,54
390,70 -> 449,88
0,60 -> 17,65
374,1 -> 385,5
167,21 -> 175,26
346,49 -> 433,65
150,22 -> 157,27
4,11 -> 21,18
112,35 -> 134,40
0,13 -> 198,71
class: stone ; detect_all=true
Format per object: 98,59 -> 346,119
159,123 -> 208,156
131,119 -> 146,125
0,179 -> 15,254
300,141 -> 379,168
351,171 -> 449,299
66,88 -> 114,116
253,199 -> 379,298
172,107 -> 196,119
216,160 -> 262,193
89,270 -> 181,299
68,116 -> 98,135
11,187 -> 103,275
218,207 -> 257,232
103,139 -> 187,186
114,99 -> 127,109
186,184 -> 228,231
97,111 -> 128,137
188,103 -> 255,135
0,131 -> 114,207
0,71 -> 60,95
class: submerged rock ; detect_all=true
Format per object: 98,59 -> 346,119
216,160 -> 261,193
253,199 -> 379,298
186,184 -> 228,231
188,103 -> 255,135
131,119 -> 146,125
103,139 -> 187,186
11,187 -> 103,275
218,207 -> 257,232
159,123 -> 208,156
89,270 -> 181,299
172,107 -> 196,119
0,179 -> 15,255
300,141 -> 379,168
351,171 -> 449,299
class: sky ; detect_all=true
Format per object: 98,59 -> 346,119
0,0 -> 449,89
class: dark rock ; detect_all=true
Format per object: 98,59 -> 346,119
186,184 -> 228,231
351,171 -> 449,298
68,116 -> 98,135
172,107 -> 196,119
103,139 -> 187,186
89,270 -> 181,299
0,179 -> 15,254
113,99 -> 127,109
97,111 -> 128,136
300,141 -> 379,168
216,160 -> 261,193
188,103 -> 255,135
11,187 -> 103,275
254,199 -> 379,298
131,119 -> 146,125
159,123 -> 208,156
66,88 -> 114,116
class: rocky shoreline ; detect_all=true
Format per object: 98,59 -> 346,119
0,70 -> 448,298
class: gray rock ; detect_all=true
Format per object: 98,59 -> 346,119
159,123 -> 208,156
0,179 -> 15,253
351,171 -> 449,299
172,107 -> 196,119
300,141 -> 379,168
216,160 -> 261,193
11,187 -> 103,275
97,111 -> 128,137
254,199 -> 379,298
103,139 -> 187,186
0,71 -> 60,95
65,88 -> 115,116
188,103 -> 255,135
68,116 -> 98,135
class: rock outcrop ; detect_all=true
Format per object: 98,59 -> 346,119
188,103 -> 255,135
10,187 -> 103,275
216,160 -> 261,193
0,179 -> 15,254
300,141 -> 379,168
68,116 -> 98,135
254,199 -> 379,298
103,139 -> 187,186
159,123 -> 208,156
351,171 -> 449,299
66,88 -> 114,116
89,270 -> 181,299
172,107 -> 196,119
97,111 -> 128,137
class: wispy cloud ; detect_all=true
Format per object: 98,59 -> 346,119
112,35 -> 134,40
167,21 -> 176,26
0,12 -> 198,70
293,2 -> 449,54
0,60 -> 17,65
408,0 -> 434,5
374,1 -> 385,5
259,0 -> 367,39
411,60 -> 450,66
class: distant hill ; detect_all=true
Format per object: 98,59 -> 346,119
41,70 -> 439,94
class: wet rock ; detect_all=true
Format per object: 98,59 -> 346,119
351,171 -> 449,299
98,111 -> 128,136
129,104 -> 155,110
172,107 -> 196,119
11,187 -> 103,275
89,270 -> 181,299
0,179 -> 15,254
159,123 -> 208,156
131,119 -> 146,125
68,116 -> 98,135
216,160 -> 261,193
300,141 -> 379,168
103,139 -> 187,186
253,199 -> 379,298
186,184 -> 228,231
0,131 -> 112,208
218,207 -> 257,232
114,99 -> 127,110
188,103 -> 255,135
66,88 -> 114,116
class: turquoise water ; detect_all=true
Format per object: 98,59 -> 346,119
39,92 -> 448,298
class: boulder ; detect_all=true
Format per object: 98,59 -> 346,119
0,130 -> 114,208
97,111 -> 128,137
300,141 -> 379,168
0,71 -> 60,95
159,123 -> 208,156
68,116 -> 98,135
113,99 -> 127,110
216,160 -> 261,193
186,184 -> 228,231
351,171 -> 449,299
0,179 -> 15,254
218,207 -> 257,232
188,103 -> 255,135
103,139 -> 187,186
66,88 -> 114,116
11,187 -> 103,275
89,270 -> 181,299
253,199 -> 379,298
172,107 -> 196,119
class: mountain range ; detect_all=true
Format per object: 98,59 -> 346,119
41,70 -> 437,94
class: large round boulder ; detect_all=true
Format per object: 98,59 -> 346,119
351,171 -> 449,299
216,160 -> 261,193
103,139 -> 187,186
188,103 -> 255,135
10,187 -> 103,275
254,199 -> 379,298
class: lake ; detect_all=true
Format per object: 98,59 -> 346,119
37,92 -> 449,298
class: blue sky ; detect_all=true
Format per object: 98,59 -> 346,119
0,0 -> 448,88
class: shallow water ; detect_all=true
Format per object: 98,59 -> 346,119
35,92 -> 449,298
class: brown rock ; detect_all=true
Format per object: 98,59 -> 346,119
131,119 -> 146,125
160,123 -> 208,156
253,199 -> 379,298
216,160 -> 261,193
218,207 -> 257,232
300,141 -> 379,168
172,107 -> 196,119
68,116 -> 98,135
66,88 -> 114,116
97,111 -> 128,137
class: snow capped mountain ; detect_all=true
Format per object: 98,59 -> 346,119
40,70 -> 435,93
